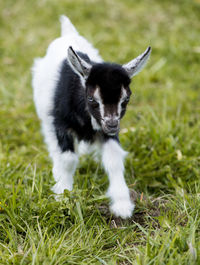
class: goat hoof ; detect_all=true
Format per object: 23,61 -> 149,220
51,182 -> 72,196
110,200 -> 135,219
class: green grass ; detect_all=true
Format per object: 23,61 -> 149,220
0,0 -> 200,264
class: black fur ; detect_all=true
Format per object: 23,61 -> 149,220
52,58 -> 96,152
86,63 -> 131,104
52,52 -> 131,152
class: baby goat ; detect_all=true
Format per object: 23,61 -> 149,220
32,15 -> 151,219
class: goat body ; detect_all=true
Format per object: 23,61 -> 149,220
32,15 -> 151,219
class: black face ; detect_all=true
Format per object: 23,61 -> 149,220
86,63 -> 131,135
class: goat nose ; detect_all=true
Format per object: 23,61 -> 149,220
106,119 -> 118,128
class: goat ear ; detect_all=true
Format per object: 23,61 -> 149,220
123,46 -> 151,78
68,46 -> 92,79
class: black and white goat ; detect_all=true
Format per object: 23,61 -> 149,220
32,15 -> 151,219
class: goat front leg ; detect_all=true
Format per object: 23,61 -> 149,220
102,138 -> 134,219
42,122 -> 78,194
52,150 -> 78,194
51,130 -> 78,194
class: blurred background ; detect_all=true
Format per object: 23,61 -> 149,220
0,0 -> 200,263
0,0 -> 199,188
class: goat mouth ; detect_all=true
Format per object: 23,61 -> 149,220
101,125 -> 119,136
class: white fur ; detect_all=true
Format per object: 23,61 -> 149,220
94,87 -> 105,118
60,15 -> 78,36
52,151 -> 78,193
91,116 -> 101,131
32,15 -> 102,194
117,87 -> 127,118
102,139 -> 135,218
32,15 -> 134,218
77,140 -> 101,160
32,16 -> 102,122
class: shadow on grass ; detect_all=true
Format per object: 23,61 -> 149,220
98,189 -> 187,230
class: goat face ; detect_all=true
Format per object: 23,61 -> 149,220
67,46 -> 151,135
86,64 -> 131,135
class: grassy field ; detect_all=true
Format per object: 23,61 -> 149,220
0,0 -> 200,264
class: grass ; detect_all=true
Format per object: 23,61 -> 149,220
0,0 -> 200,264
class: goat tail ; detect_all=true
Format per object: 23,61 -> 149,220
60,15 -> 78,36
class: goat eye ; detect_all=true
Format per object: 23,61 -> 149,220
87,97 -> 99,108
92,101 -> 99,108
121,101 -> 127,109
121,97 -> 129,109
87,96 -> 94,102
